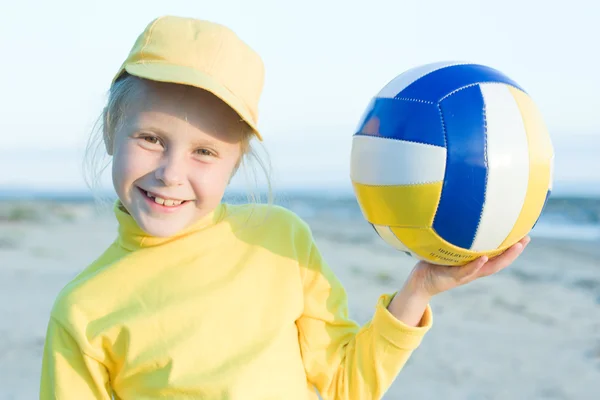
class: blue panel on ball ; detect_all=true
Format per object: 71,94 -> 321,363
532,190 -> 551,230
433,85 -> 488,249
354,97 -> 445,148
396,64 -> 525,103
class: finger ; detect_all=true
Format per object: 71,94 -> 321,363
478,240 -> 527,277
489,235 -> 530,264
453,255 -> 489,283
516,235 -> 531,248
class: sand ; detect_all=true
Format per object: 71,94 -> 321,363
0,200 -> 598,399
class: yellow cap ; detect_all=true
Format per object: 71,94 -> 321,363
112,15 -> 265,140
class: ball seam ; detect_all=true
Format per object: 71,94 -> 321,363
431,103 -> 448,232
471,99 -> 490,249
439,81 -> 523,103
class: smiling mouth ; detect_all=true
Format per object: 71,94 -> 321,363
138,187 -> 193,207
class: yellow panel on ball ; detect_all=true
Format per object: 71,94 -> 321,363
390,226 -> 507,266
500,87 -> 554,248
352,182 -> 442,227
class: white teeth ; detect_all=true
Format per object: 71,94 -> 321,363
144,190 -> 184,207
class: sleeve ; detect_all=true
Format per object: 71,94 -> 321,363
296,240 -> 433,400
40,316 -> 113,400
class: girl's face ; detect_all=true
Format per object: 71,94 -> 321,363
108,80 -> 244,237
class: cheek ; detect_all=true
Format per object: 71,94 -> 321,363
191,159 -> 238,195
113,143 -> 154,187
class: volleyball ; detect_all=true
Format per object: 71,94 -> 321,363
350,62 -> 554,266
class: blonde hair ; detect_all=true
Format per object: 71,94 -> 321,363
82,73 -> 274,210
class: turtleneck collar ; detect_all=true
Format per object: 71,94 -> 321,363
114,200 -> 226,251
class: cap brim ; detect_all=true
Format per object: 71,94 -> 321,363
116,62 -> 262,141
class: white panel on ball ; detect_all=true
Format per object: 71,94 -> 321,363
350,135 -> 447,185
471,84 -> 530,251
373,225 -> 411,252
376,61 -> 468,99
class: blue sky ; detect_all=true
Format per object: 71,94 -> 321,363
1,0 -> 599,195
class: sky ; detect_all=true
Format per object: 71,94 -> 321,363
1,0 -> 599,196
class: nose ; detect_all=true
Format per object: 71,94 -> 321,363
155,153 -> 186,186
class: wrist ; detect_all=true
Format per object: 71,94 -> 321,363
402,267 -> 434,300
394,282 -> 432,310
387,277 -> 432,327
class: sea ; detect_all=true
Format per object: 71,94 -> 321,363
0,186 -> 599,243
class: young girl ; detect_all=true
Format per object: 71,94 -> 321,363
40,15 -> 529,400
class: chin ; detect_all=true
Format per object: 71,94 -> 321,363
127,204 -> 192,237
136,216 -> 190,238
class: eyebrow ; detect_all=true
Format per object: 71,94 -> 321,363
134,125 -> 170,136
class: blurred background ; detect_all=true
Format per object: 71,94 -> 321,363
1,0 -> 598,399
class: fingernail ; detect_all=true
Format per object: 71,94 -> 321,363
516,243 -> 524,252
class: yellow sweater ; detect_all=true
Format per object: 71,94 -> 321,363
40,202 -> 432,399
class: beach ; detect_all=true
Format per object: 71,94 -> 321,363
1,198 -> 598,399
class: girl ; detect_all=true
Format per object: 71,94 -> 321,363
40,15 -> 529,400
